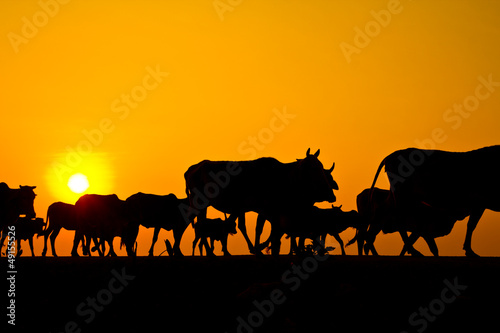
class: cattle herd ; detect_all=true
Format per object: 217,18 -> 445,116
1,146 -> 499,258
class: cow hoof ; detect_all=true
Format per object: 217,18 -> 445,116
71,252 -> 80,257
148,252 -> 154,257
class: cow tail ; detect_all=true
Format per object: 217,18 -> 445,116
370,157 -> 386,191
39,209 -> 50,238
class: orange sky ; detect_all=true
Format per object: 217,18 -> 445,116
1,0 -> 500,256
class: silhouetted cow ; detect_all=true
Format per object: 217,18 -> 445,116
370,146 -> 500,257
184,149 -> 336,255
356,188 -> 458,256
73,194 -> 139,257
2,217 -> 46,257
0,183 -> 36,229
42,202 -> 77,257
126,193 -> 193,256
192,216 -> 237,256
0,183 -> 37,257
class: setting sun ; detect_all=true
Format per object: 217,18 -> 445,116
67,173 -> 89,194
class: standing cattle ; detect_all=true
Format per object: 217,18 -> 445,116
184,149 -> 336,255
370,146 -> 500,257
73,194 -> 139,257
42,202 -> 77,257
0,183 -> 37,228
1,217 -> 46,256
356,188 -> 458,256
0,183 -> 37,257
125,193 -> 193,256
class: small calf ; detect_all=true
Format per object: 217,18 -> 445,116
291,205 -> 363,255
1,217 -> 46,257
192,217 -> 237,256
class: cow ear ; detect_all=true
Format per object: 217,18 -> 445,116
339,205 -> 342,209
328,163 -> 335,173
306,148 -> 311,156
314,149 -> 320,157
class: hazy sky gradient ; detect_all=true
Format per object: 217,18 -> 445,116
2,0 -> 500,256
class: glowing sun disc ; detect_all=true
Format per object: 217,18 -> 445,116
67,173 -> 90,194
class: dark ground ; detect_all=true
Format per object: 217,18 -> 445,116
3,255 -> 500,333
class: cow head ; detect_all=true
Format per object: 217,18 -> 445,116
18,185 -> 37,218
324,163 -> 339,190
225,218 -> 237,235
297,149 -> 336,203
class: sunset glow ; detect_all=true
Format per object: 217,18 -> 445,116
2,0 -> 500,257
67,173 -> 89,194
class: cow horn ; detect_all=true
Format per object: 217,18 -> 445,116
328,163 -> 335,173
314,149 -> 320,157
306,148 -> 311,156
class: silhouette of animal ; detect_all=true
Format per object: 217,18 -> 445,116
0,183 -> 37,230
0,217 -> 46,257
253,164 -> 339,254
42,202 -> 78,257
125,193 -> 193,256
184,149 -> 336,255
370,146 -> 500,257
356,188 -> 459,256
261,205 -> 362,255
72,194 -> 139,257
192,216 -> 237,256
0,183 -> 37,257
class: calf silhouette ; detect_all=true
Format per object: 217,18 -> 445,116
192,216 -> 237,256
1,217 -> 46,257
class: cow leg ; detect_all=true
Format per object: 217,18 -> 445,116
399,232 -> 423,256
423,236 -> 439,256
148,227 -> 161,256
28,237 -> 35,257
48,228 -> 60,257
0,231 -> 7,257
270,227 -> 283,256
107,239 -> 117,257
172,226 -> 186,257
42,228 -> 51,257
463,208 -> 485,257
198,238 -> 204,256
16,239 -> 23,257
289,237 -> 297,255
254,214 -> 267,254
332,233 -> 346,255
192,235 -> 199,256
71,231 -> 82,257
201,237 -> 214,256
364,224 -> 382,256
236,213 -> 254,254
221,236 -> 231,256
